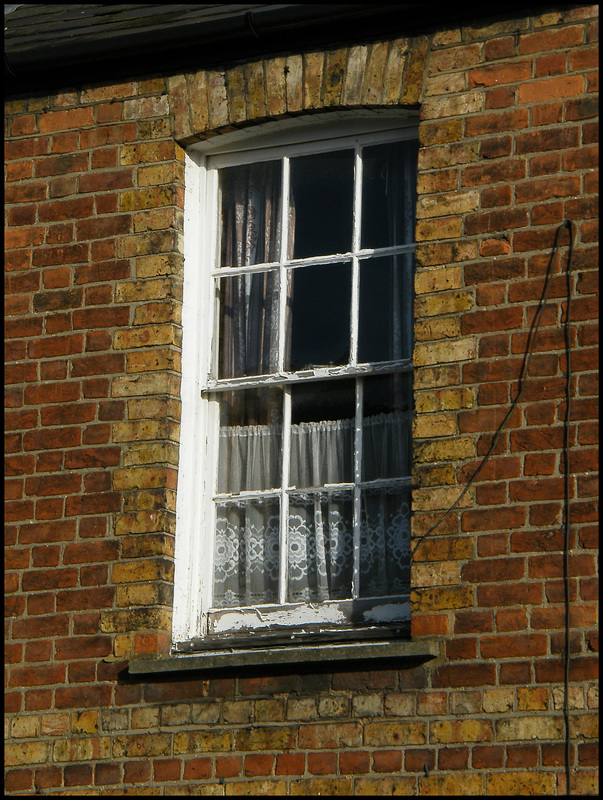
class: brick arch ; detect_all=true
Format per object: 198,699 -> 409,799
168,37 -> 429,145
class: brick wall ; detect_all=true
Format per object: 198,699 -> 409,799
4,4 -> 598,795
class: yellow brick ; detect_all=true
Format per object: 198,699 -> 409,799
414,365 -> 460,391
133,301 -> 181,327
412,412 -> 457,439
137,163 -> 177,187
111,371 -> 181,397
116,583 -> 160,607
113,466 -> 176,491
354,777 -> 416,796
114,324 -> 180,350
173,730 -> 232,754
115,278 -> 175,304
342,45 -> 368,105
415,266 -> 462,295
486,772 -> 556,796
100,607 -> 171,634
114,510 -> 175,536
430,718 -> 493,744
424,71 -> 466,97
364,721 -> 426,747
569,713 -> 599,739
496,716 -> 564,741
41,713 -> 69,736
412,485 -> 473,513
303,51 -> 324,110
223,700 -> 254,724
416,216 -> 463,241
245,61 -> 266,120
415,290 -> 474,318
552,686 -> 584,710
414,337 -> 475,367
11,715 -> 40,738
411,585 -> 473,612
71,710 -> 99,735
113,634 -> 134,659
207,70 -> 229,129
416,190 -> 478,220
421,91 -> 484,119
127,397 -> 180,420
383,39 -> 409,105
288,779 -> 353,796
5,741 -> 50,767
112,419 -> 179,443
54,737 -> 110,762
120,141 -> 178,166
131,707 -> 160,730
126,348 -> 181,374
113,733 -> 171,758
483,688 -> 514,714
112,558 -> 170,584
517,687 -> 549,711
419,774 -> 483,795
235,726 -> 297,751
414,436 -> 476,463
133,208 -> 179,233
124,442 -> 180,467
411,536 -> 473,561
413,464 -> 456,488
226,65 -> 247,124
227,781 -> 290,796
412,561 -> 460,588
415,387 -> 474,413
415,317 -> 461,341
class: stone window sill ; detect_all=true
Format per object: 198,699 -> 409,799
128,639 -> 440,675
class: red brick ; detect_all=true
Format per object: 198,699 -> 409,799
405,748 -> 435,772
244,754 -> 273,777
183,758 -> 213,780
275,753 -> 305,776
339,751 -> 370,774
307,752 -> 337,775
55,685 -> 112,709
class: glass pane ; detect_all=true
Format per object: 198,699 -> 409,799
359,486 -> 411,598
361,139 -> 418,249
289,150 -> 354,258
290,379 -> 355,489
218,161 -> 281,267
358,253 -> 413,363
287,262 -> 351,371
217,270 -> 279,378
288,490 -> 353,603
217,387 -> 283,493
362,374 -> 412,482
213,498 -> 280,608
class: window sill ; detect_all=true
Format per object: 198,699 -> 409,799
128,639 -> 440,675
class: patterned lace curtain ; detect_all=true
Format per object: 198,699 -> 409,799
213,416 -> 411,608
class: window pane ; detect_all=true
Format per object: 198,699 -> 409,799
217,388 -> 283,493
288,490 -> 353,602
362,374 -> 412,482
217,271 -> 279,378
290,379 -> 355,489
358,253 -> 413,363
359,487 -> 411,598
289,150 -> 354,258
287,262 -> 351,371
213,498 -> 280,608
361,139 -> 418,249
219,161 -> 281,267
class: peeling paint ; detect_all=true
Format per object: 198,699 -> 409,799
211,603 -> 347,633
363,602 -> 411,623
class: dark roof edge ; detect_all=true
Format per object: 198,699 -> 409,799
5,2 -> 572,99
5,4 -> 403,97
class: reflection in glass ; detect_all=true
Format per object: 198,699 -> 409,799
358,254 -> 413,364
219,161 -> 281,267
213,498 -> 280,608
217,387 -> 283,493
361,139 -> 418,250
288,262 -> 351,371
290,380 -> 355,489
288,491 -> 353,602
289,150 -> 354,258
359,487 -> 411,598
362,374 -> 411,482
217,271 -> 279,378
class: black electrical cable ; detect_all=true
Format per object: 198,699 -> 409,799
561,220 -> 574,796
409,219 -> 575,789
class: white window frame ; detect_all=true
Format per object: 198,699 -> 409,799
173,110 -> 419,650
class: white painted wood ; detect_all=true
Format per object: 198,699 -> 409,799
173,113 -> 419,646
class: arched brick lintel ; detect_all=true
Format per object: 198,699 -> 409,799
168,37 -> 429,145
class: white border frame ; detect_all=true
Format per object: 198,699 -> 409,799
173,110 -> 418,646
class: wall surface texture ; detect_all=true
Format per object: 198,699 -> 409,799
4,3 -> 599,795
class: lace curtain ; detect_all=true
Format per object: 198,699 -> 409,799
212,150 -> 411,609
213,414 -> 411,607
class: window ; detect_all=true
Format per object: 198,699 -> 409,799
173,112 -> 419,650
